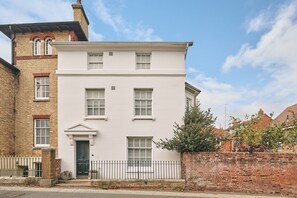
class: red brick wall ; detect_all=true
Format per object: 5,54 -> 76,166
182,152 -> 297,196
91,180 -> 185,191
55,159 -> 61,178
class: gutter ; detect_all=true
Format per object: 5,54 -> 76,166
185,42 -> 193,59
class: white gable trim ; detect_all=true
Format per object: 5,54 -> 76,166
64,123 -> 98,146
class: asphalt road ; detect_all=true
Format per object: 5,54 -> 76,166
0,187 -> 289,198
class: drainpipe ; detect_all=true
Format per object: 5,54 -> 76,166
9,25 -> 17,155
9,25 -> 15,65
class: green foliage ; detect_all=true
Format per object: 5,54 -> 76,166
283,111 -> 297,152
231,114 -> 264,152
261,125 -> 284,152
232,110 -> 297,153
154,103 -> 217,153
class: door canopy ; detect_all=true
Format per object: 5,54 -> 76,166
64,123 -> 98,146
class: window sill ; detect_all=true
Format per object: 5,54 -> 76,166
33,99 -> 50,102
84,116 -> 108,121
132,116 -> 155,121
33,145 -> 50,150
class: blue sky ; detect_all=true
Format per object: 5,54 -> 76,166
0,0 -> 297,128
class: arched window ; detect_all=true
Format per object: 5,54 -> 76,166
45,38 -> 52,55
33,38 -> 41,56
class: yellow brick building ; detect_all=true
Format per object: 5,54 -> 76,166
0,58 -> 19,155
0,0 -> 89,156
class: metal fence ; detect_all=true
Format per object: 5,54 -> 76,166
90,160 -> 181,180
0,156 -> 42,177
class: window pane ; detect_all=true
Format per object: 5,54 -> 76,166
86,89 -> 105,116
140,149 -> 145,158
135,108 -> 140,116
88,53 -> 103,69
35,77 -> 49,99
135,91 -> 140,99
147,149 -> 152,158
134,90 -> 153,116
127,137 -> 152,166
140,139 -> 145,147
128,149 -> 133,158
136,54 -> 150,69
146,139 -> 152,147
88,108 -> 93,115
147,108 -> 152,116
134,139 -> 139,147
35,119 -> 50,146
36,120 -> 41,127
94,108 -> 99,115
134,149 -> 139,158
128,139 -> 133,147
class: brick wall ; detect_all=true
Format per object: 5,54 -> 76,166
55,159 -> 61,178
182,152 -> 297,196
0,63 -> 18,155
13,31 -> 71,156
91,180 -> 185,191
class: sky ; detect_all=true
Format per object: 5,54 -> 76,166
0,0 -> 297,128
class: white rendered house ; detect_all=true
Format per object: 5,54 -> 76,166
53,42 -> 200,178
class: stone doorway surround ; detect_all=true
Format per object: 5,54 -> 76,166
64,123 -> 98,146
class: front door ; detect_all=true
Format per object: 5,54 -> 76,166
76,141 -> 89,177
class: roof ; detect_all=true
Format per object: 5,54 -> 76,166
214,128 -> 232,138
273,103 -> 297,126
185,82 -> 201,96
51,41 -> 193,51
0,58 -> 19,73
0,21 -> 88,41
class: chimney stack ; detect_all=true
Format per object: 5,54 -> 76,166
72,0 -> 89,39
258,108 -> 264,116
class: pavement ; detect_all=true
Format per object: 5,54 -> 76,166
0,186 -> 291,198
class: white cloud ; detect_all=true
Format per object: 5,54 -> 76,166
222,1 -> 297,99
0,0 -> 72,23
92,0 -> 162,41
186,68 -> 254,128
89,25 -> 104,41
246,8 -> 272,34
94,0 -> 120,32
186,66 -> 294,128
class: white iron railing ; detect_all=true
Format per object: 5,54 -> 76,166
0,155 -> 42,177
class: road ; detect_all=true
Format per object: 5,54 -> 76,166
0,186 -> 289,198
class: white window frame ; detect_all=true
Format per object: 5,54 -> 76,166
88,53 -> 103,69
136,53 -> 151,69
186,97 -> 192,107
86,89 -> 105,118
44,38 -> 52,55
34,119 -> 50,147
134,89 -> 153,119
35,77 -> 49,100
33,38 -> 41,56
127,137 -> 153,168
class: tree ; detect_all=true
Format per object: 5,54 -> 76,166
154,103 -> 217,153
231,112 -> 286,153
231,114 -> 264,153
283,111 -> 297,152
261,125 -> 284,152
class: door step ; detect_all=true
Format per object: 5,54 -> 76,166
56,179 -> 93,188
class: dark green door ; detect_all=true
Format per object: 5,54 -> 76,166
76,141 -> 89,176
